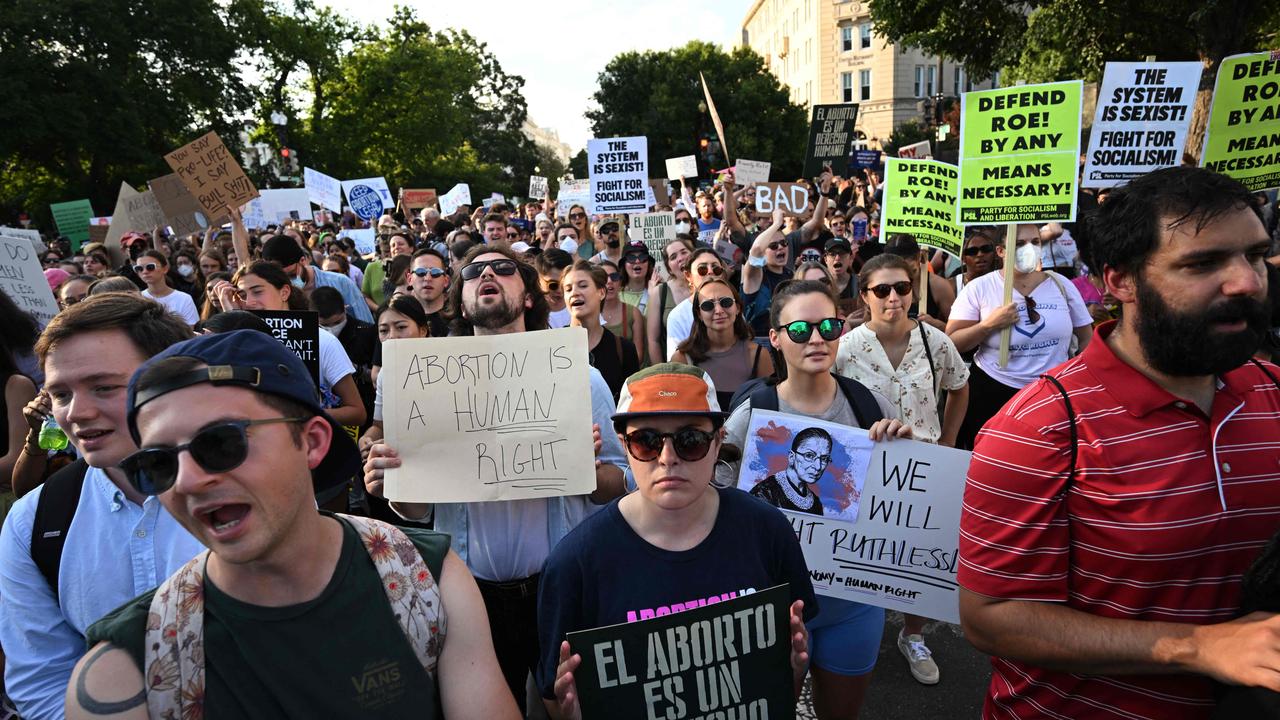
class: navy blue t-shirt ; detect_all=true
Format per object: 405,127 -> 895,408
536,487 -> 818,699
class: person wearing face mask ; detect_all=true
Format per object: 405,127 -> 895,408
673,207 -> 696,237
170,249 -> 205,305
259,234 -> 374,323
946,224 -> 1093,450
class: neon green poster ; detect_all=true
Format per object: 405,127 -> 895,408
49,199 -> 94,250
957,80 -> 1082,224
1201,52 -> 1280,192
879,158 -> 963,256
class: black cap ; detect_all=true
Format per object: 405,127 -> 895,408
261,235 -> 308,266
824,238 -> 852,254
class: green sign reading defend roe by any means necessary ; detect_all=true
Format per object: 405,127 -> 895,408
957,80 -> 1082,224
1201,52 -> 1280,192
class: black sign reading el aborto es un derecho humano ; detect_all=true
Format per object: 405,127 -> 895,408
251,310 -> 320,388
567,584 -> 795,720
804,104 -> 859,177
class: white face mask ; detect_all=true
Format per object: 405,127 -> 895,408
177,264 -> 195,278
675,221 -> 692,234
322,318 -> 347,336
1014,243 -> 1040,273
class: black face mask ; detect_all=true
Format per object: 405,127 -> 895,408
1135,279 -> 1271,377
605,235 -> 619,248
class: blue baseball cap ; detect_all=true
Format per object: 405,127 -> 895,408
126,329 -> 361,495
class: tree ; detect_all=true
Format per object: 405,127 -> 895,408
867,0 -> 1280,154
587,41 -> 810,180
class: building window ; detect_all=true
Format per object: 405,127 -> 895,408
841,72 -> 854,103
914,66 -> 924,97
991,71 -> 1001,88
859,23 -> 872,49
859,69 -> 872,101
840,25 -> 853,52
927,66 -> 937,96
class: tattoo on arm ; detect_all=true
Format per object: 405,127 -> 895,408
75,644 -> 147,715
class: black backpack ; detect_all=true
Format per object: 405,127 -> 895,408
728,373 -> 884,429
29,459 -> 90,602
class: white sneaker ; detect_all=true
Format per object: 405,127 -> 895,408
897,630 -> 940,685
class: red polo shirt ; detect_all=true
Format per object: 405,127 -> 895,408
959,322 -> 1280,719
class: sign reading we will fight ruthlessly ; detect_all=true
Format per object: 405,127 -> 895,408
164,131 -> 258,220
589,136 -> 649,214
1202,52 -> 1280,192
1082,62 -> 1201,188
880,158 -> 962,257
568,585 -> 795,720
382,327 -> 597,503
958,80 -> 1082,224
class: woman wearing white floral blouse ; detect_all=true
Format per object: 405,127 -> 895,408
832,252 -> 970,686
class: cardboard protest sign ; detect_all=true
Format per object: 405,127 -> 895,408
164,131 -> 258,220
0,234 -> 60,327
438,183 -> 472,215
239,189 -> 313,229
249,310 -> 320,387
803,104 -> 859,177
588,136 -> 649,214
149,173 -> 210,236
2,227 -> 46,254
665,155 -> 698,181
528,176 -> 549,200
568,585 -> 795,720
628,211 -> 676,258
880,158 -> 963,257
340,177 -> 393,221
1202,52 -> 1280,191
50,199 -> 94,249
754,183 -> 812,218
105,183 -> 164,247
737,410 -> 969,623
1083,62 -> 1201,188
340,228 -> 377,256
957,80 -> 1083,224
557,180 -> 590,216
648,179 -> 670,207
381,327 -> 597,503
897,140 -> 932,159
304,167 -> 343,212
87,224 -> 109,245
734,159 -> 771,187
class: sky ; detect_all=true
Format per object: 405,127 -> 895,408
322,0 -> 748,152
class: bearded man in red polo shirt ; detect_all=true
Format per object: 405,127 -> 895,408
957,165 -> 1280,719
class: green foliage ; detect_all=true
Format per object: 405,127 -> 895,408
586,41 -> 810,179
881,120 -> 932,158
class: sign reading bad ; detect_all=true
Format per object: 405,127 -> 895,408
754,183 -> 812,218
164,131 -> 259,220
588,136 -> 649,214
880,158 -> 963,257
804,104 -> 858,176
568,585 -> 795,720
957,80 -> 1082,224
382,327 -> 597,503
1202,52 -> 1280,191
1083,62 -> 1200,188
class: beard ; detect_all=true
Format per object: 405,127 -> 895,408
1135,280 -> 1271,376
466,290 -> 525,330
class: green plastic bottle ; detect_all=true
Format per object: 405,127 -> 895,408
38,415 -> 68,451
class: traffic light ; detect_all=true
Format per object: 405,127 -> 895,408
280,147 -> 298,173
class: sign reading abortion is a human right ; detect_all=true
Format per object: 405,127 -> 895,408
588,136 -> 649,215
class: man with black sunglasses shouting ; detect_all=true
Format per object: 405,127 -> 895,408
65,329 -> 519,720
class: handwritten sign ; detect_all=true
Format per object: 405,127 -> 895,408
251,310 -> 320,387
401,188 -> 438,210
528,176 -> 549,200
628,211 -> 676,258
1202,52 -> 1280,191
105,183 -> 167,247
340,177 -> 393,221
1,227 -> 45,254
164,131 -> 259,219
1083,62 -> 1201,188
382,327 -> 597,502
439,183 -> 472,215
304,167 -> 343,212
568,585 -> 795,720
880,158 -> 963,257
754,183 -> 812,218
557,179 -> 590,216
149,173 -> 210,236
0,234 -> 60,327
50,199 -> 94,249
897,140 -> 932,159
240,189 -> 312,229
734,159 -> 771,187
665,155 -> 698,181
803,104 -> 859,176
340,228 -> 377,256
589,136 -> 649,215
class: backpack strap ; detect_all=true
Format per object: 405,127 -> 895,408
917,321 -> 938,397
31,458 -> 89,602
833,374 -> 885,429
1039,373 -> 1078,484
613,330 -> 623,362
749,343 -> 763,377
144,514 -> 446,718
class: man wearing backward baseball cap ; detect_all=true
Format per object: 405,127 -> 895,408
66,330 -> 518,719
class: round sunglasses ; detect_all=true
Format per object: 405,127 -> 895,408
698,297 -> 735,313
623,428 -> 715,462
411,267 -> 447,278
119,417 -> 305,495
693,264 -> 724,277
777,317 -> 843,343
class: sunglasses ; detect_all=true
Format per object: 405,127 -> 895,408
1025,296 -> 1041,325
767,241 -> 788,251
569,212 -> 587,220
865,281 -> 913,299
460,259 -> 519,282
623,428 -> 715,463
963,244 -> 995,256
624,254 -> 649,264
699,297 -> 735,313
119,417 -> 305,495
777,317 -> 843,343
133,263 -> 159,273
606,272 -> 621,282
411,267 -> 446,278
694,264 -> 724,277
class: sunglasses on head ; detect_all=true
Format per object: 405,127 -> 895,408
865,281 -> 913,298
133,263 -> 159,273
699,297 -> 735,313
460,259 -> 519,282
119,417 -> 305,495
777,317 -> 843,343
694,264 -> 724,277
963,244 -> 995,256
623,428 -> 715,462
411,267 -> 446,278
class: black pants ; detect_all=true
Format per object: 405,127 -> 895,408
956,363 -> 1021,450
477,574 -> 542,714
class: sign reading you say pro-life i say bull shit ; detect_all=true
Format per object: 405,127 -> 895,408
588,136 -> 649,215
381,327 -> 597,503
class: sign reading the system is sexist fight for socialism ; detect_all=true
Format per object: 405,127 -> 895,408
568,585 -> 795,720
1202,52 -> 1280,192
1082,62 -> 1201,188
381,327 -> 596,503
879,158 -> 963,257
588,136 -> 649,215
957,80 -> 1082,224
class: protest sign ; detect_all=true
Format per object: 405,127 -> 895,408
1201,52 -> 1280,191
88,224 -> 109,246
439,183 -> 472,215
304,167 -> 343,212
0,234 -> 60,327
734,159 -> 771,187
568,585 -> 795,720
50,199 -> 94,249
700,72 -> 730,164
557,180 -> 590,216
737,409 -> 969,622
250,310 -> 320,387
588,136 -> 649,214
105,183 -> 166,247
803,104 -> 859,177
340,177 -> 393,221
164,131 -> 258,220
665,155 -> 698,181
897,140 -> 932,159
149,173 -> 209,236
880,158 -> 963,257
957,80 -> 1082,224
2,227 -> 45,254
754,183 -> 812,217
381,327 -> 597,503
400,188 -> 439,211
648,179 -> 670,207
629,211 -> 676,258
853,149 -> 882,170
528,176 -> 549,200
240,189 -> 313,229
1082,62 -> 1201,188
340,228 -> 376,256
